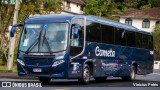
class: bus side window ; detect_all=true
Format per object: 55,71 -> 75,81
148,35 -> 153,49
142,34 -> 148,49
115,28 -> 126,46
101,24 -> 115,44
135,32 -> 142,48
86,21 -> 101,43
70,18 -> 84,57
126,31 -> 136,47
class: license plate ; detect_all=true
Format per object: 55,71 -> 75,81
33,68 -> 42,72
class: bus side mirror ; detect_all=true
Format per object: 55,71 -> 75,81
10,24 -> 23,37
73,24 -> 79,39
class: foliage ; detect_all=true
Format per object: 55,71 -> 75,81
0,65 -> 17,72
151,0 -> 160,7
43,0 -> 63,14
139,3 -> 151,9
122,0 -> 138,9
0,0 -> 14,66
153,24 -> 160,61
0,0 -> 64,68
84,0 -> 109,16
85,0 -> 160,20
13,46 -> 18,65
84,0 -> 121,20
0,52 -> 7,65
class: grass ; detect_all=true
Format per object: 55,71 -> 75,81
0,65 -> 17,72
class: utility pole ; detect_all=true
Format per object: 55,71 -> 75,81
7,0 -> 20,71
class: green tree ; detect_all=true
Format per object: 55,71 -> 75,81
0,0 -> 15,65
18,0 -> 63,23
137,0 -> 151,9
123,0 -> 138,8
151,0 -> 160,7
84,0 -> 121,20
43,0 -> 63,14
153,23 -> 160,61
0,0 -> 64,66
84,0 -> 109,16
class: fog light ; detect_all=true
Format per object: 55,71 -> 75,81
52,60 -> 65,67
17,59 -> 25,66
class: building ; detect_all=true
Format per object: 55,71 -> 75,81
48,0 -> 86,15
62,0 -> 86,14
114,8 -> 160,32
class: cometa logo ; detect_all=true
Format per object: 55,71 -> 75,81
95,46 -> 115,57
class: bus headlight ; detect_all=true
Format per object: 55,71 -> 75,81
52,60 -> 65,67
17,59 -> 25,66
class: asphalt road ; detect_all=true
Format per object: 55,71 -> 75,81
0,70 -> 160,90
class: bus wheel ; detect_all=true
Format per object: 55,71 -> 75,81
78,64 -> 91,84
38,77 -> 51,84
122,66 -> 136,81
94,77 -> 107,82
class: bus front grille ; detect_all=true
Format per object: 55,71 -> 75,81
24,57 -> 52,62
24,57 -> 54,66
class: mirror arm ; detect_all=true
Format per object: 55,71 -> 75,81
10,24 -> 23,37
13,24 -> 23,27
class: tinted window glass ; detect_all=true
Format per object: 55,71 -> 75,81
135,32 -> 142,48
101,24 -> 115,44
142,34 -> 148,49
115,28 -> 126,46
86,21 -> 101,43
148,35 -> 153,49
126,31 -> 136,47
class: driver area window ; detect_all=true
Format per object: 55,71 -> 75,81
70,19 -> 84,57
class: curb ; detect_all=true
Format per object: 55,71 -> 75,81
0,76 -> 38,80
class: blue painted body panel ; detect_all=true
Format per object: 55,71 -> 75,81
17,14 -> 154,79
68,42 -> 154,78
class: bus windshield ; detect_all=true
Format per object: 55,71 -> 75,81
19,23 -> 69,53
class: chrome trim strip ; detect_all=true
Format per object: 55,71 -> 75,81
26,65 -> 51,67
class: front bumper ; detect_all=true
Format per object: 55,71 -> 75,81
17,62 -> 66,78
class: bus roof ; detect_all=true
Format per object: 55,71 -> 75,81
25,14 -> 75,23
25,14 -> 152,35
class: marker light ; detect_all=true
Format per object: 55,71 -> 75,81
52,60 -> 65,67
17,59 -> 25,66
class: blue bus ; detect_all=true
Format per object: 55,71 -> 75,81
10,14 -> 154,84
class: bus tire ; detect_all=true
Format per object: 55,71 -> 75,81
38,77 -> 51,84
78,64 -> 91,84
94,77 -> 107,82
122,65 -> 136,81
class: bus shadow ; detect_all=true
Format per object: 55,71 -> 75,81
43,79 -> 150,87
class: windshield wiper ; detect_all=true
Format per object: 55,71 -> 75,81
24,26 -> 52,54
25,26 -> 43,54
43,36 -> 52,54
38,27 -> 52,54
25,38 -> 38,54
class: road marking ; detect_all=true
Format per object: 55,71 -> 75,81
151,73 -> 160,75
136,75 -> 146,77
